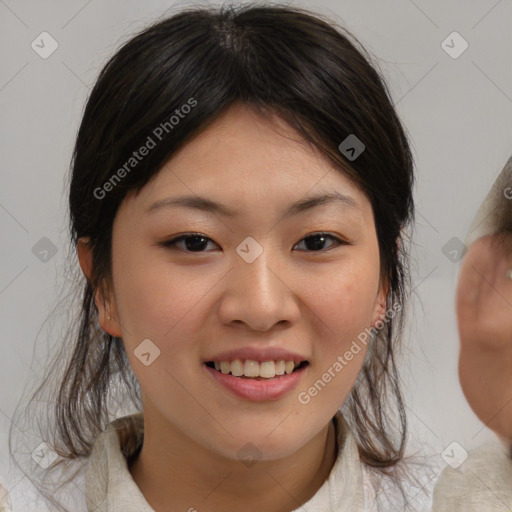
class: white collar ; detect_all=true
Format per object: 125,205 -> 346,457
85,410 -> 366,511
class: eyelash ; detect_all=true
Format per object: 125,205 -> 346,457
158,232 -> 348,253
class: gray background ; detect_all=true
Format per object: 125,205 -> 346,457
1,0 -> 511,509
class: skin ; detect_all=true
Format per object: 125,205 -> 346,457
77,102 -> 388,512
457,231 -> 512,445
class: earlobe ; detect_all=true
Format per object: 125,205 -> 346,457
371,279 -> 389,327
95,284 -> 123,338
76,237 -> 122,337
97,299 -> 122,337
371,301 -> 386,327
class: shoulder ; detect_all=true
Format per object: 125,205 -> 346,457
432,441 -> 512,511
86,412 -> 146,510
337,412 -> 436,512
361,458 -> 436,512
0,482 -> 12,512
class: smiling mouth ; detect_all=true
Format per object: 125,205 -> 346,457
205,360 -> 309,379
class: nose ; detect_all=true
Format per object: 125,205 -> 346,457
217,248 -> 301,332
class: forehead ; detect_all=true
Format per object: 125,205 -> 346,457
167,103 -> 330,181
125,102 -> 370,217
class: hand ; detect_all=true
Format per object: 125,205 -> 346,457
457,231 -> 512,445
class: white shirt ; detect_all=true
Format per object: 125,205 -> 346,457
83,408 -> 436,512
85,410 -> 370,511
432,441 -> 512,510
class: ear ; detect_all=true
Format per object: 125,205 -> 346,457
370,276 -> 389,328
77,237 -> 122,337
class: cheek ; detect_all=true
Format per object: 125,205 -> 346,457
111,249 -> 218,396
111,244 -> 220,344
304,251 -> 380,398
312,258 -> 380,341
301,267 -> 378,409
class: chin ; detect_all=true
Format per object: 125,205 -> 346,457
210,429 -> 311,463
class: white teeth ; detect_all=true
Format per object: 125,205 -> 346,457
209,359 -> 305,379
231,359 -> 244,377
275,360 -> 285,375
244,360 -> 260,377
259,361 -> 276,378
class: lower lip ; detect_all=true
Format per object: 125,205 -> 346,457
204,364 -> 307,402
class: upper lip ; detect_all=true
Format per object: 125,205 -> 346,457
204,347 -> 309,363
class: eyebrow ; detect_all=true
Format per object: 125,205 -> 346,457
146,191 -> 360,219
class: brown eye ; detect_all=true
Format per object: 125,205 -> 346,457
159,232 -> 347,254
160,234 -> 219,252
294,233 -> 344,252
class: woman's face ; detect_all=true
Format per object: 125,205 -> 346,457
101,102 -> 387,460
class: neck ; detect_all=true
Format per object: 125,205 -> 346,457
129,410 -> 338,512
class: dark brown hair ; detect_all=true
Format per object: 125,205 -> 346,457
9,3 -> 419,510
